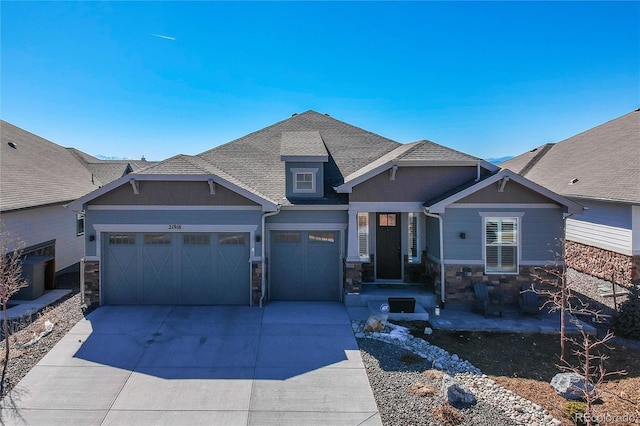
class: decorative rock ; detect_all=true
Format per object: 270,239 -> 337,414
550,372 -> 594,400
441,373 -> 476,406
424,327 -> 433,335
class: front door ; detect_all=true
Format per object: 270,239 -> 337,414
376,213 -> 401,280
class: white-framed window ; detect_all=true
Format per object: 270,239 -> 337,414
408,212 -> 420,263
357,212 -> 369,258
76,212 -> 85,236
291,168 -> 317,193
484,216 -> 519,273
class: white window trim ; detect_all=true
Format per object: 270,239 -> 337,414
76,212 -> 85,236
291,168 -> 317,193
480,213 -> 523,275
357,212 -> 369,260
407,212 -> 420,263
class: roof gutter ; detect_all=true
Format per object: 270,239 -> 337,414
259,205 -> 281,307
423,208 -> 446,307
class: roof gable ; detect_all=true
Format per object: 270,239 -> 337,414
424,169 -> 584,214
196,110 -> 401,205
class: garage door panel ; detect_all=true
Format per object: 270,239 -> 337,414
103,231 -> 250,305
181,234 -> 215,304
306,232 -> 339,300
215,233 -> 250,304
270,230 -> 340,301
270,232 -> 306,300
104,233 -> 141,304
142,234 -> 177,304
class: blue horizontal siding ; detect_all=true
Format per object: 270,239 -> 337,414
442,208 -> 564,262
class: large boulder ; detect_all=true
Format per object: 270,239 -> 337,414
550,372 -> 594,400
441,373 -> 476,406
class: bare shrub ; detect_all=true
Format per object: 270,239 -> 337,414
424,369 -> 444,381
432,403 -> 465,426
408,381 -> 436,397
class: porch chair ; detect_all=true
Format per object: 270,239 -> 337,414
519,284 -> 542,316
473,282 -> 503,317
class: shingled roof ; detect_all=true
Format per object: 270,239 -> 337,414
0,121 -> 101,212
66,148 -> 155,185
501,110 -> 640,204
194,110 -> 402,205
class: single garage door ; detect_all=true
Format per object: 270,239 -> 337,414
269,230 -> 340,301
103,232 -> 250,305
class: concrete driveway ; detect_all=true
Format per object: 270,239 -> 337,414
0,302 -> 381,426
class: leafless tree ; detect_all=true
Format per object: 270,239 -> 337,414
558,315 -> 626,426
0,225 -> 28,395
530,239 -> 575,362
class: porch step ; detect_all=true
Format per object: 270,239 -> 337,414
366,300 -> 430,321
344,290 -> 437,310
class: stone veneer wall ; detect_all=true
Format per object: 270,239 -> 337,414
344,261 -> 363,294
426,258 -> 556,306
565,240 -> 637,287
251,261 -> 262,305
83,259 -> 100,307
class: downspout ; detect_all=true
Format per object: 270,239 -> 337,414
423,208 -> 446,307
259,206 -> 281,307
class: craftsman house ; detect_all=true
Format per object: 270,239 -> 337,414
502,109 -> 640,288
69,111 -> 582,308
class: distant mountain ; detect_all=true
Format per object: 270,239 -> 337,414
96,154 -> 131,160
485,156 -> 513,165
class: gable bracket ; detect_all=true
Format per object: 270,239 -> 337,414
208,179 -> 216,195
129,179 -> 139,195
498,176 -> 510,193
390,165 -> 398,181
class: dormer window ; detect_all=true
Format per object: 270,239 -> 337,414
292,168 -> 317,193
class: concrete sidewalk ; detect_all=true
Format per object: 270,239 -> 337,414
0,302 -> 381,426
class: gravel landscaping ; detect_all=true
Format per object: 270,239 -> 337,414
355,321 -> 562,426
0,275 -> 85,400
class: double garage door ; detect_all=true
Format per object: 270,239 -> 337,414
103,232 -> 250,305
269,230 -> 341,301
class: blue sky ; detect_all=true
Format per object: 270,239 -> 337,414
2,1 -> 638,161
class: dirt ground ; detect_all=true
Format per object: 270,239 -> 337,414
420,328 -> 640,425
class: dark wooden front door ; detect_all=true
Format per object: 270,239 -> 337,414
376,213 -> 401,280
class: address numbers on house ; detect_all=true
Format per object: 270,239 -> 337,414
169,224 -> 182,230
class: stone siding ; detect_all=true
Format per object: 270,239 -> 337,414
251,261 -> 262,305
565,240 -> 635,287
83,259 -> 100,307
426,258 -> 553,306
344,261 -> 363,294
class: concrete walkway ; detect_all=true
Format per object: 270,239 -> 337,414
0,302 -> 381,426
429,305 -> 597,335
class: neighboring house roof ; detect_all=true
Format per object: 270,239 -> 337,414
501,110 -> 640,204
424,169 -> 584,214
66,148 -> 156,186
0,121 -> 101,212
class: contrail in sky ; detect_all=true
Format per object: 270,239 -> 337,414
150,33 -> 176,41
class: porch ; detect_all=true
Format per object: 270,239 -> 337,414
344,283 -> 596,335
